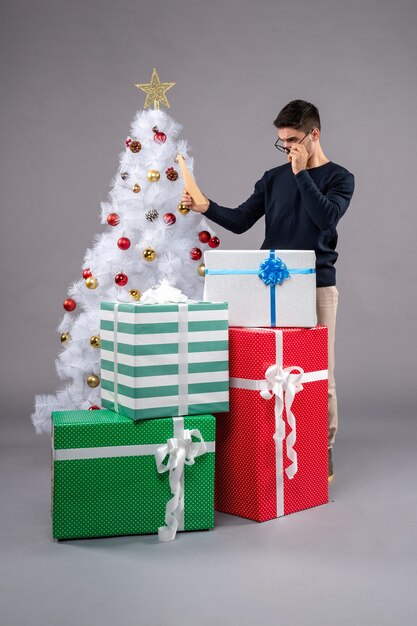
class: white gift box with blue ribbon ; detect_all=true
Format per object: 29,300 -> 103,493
203,250 -> 317,328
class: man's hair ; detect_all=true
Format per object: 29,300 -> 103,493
273,100 -> 321,131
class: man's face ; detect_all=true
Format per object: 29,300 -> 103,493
276,127 -> 313,156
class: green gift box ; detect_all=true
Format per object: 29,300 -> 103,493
52,410 -> 216,541
100,301 -> 229,420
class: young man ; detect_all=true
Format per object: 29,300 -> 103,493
181,100 -> 355,481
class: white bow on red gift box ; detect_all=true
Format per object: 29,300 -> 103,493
259,364 -> 305,479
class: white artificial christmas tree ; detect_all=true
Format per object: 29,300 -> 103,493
32,70 -> 220,433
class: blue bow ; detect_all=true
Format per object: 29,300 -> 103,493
259,256 -> 290,286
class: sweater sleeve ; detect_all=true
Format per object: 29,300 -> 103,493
295,169 -> 355,231
204,176 -> 266,234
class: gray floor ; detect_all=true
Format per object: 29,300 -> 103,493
2,409 -> 417,626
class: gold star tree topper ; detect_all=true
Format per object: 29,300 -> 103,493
135,68 -> 176,110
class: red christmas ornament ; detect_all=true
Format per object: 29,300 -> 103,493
63,298 -> 76,312
190,247 -> 202,261
107,213 -> 120,226
198,230 -> 211,244
208,236 -> 220,248
82,268 -> 92,279
88,405 -> 100,410
117,237 -> 131,250
152,126 -> 167,144
115,272 -> 128,286
163,212 -> 176,225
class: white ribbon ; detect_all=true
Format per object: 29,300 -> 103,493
259,365 -> 304,480
155,416 -> 207,542
140,279 -> 189,304
113,303 -> 120,412
177,303 -> 189,416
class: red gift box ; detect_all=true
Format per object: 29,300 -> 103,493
215,325 -> 328,522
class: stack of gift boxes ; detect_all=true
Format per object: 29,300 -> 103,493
51,250 -> 328,542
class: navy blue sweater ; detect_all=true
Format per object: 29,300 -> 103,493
205,161 -> 355,287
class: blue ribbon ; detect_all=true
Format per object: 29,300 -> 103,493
205,250 -> 315,326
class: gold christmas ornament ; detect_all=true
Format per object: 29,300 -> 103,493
129,289 -> 141,300
147,169 -> 160,182
197,263 -> 206,277
60,332 -> 71,343
85,276 -> 99,289
135,68 -> 175,110
143,247 -> 156,262
90,335 -> 101,348
132,183 -> 141,193
87,374 -> 100,388
178,202 -> 190,215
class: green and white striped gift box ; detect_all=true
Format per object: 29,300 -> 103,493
100,301 -> 229,420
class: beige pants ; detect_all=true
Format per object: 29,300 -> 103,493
316,286 -> 339,449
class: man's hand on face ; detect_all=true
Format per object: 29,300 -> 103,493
288,143 -> 309,175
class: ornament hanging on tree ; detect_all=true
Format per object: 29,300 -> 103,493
143,247 -> 156,261
60,332 -> 71,344
82,268 -> 92,279
163,212 -> 176,225
63,298 -> 76,312
145,208 -> 159,221
147,169 -> 160,182
117,236 -> 131,250
129,140 -> 142,153
87,374 -> 100,388
120,171 -> 129,181
166,167 -> 179,181
85,276 -> 99,289
90,335 -> 101,348
178,203 -> 190,215
190,247 -> 202,261
197,263 -> 206,277
129,289 -> 141,300
132,183 -> 141,193
152,126 -> 167,143
198,230 -> 211,244
208,236 -> 220,248
107,213 -> 120,226
124,138 -> 132,148
115,272 -> 128,286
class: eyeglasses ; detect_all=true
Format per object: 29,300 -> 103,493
275,129 -> 313,154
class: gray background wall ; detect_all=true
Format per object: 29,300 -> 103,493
1,0 -> 416,424
2,3 -> 417,625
